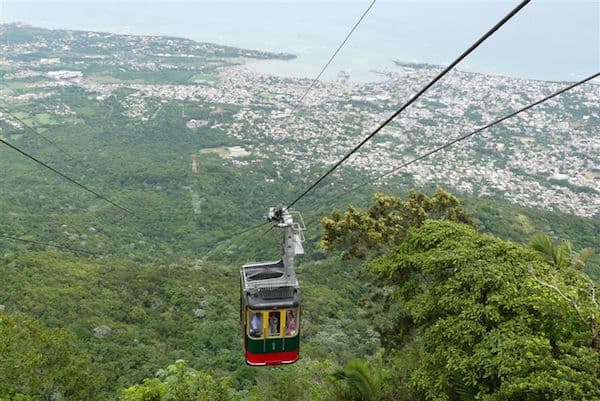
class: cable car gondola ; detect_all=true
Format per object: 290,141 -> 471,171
240,207 -> 305,366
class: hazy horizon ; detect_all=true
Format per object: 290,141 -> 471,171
1,0 -> 598,82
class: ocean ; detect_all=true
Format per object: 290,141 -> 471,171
1,0 -> 598,82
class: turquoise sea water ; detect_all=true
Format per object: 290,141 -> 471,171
1,1 -> 598,82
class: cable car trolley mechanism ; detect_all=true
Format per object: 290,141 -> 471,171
240,207 -> 305,366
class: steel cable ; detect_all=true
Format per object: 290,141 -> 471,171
286,0 -> 531,209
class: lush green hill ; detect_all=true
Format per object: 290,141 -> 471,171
1,24 -> 598,400
0,249 -> 375,398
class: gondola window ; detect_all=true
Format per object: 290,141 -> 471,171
249,311 -> 263,339
285,309 -> 298,337
268,311 -> 281,337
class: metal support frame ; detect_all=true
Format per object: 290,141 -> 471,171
241,207 -> 305,291
268,207 -> 305,280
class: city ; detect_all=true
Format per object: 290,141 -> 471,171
1,24 -> 598,217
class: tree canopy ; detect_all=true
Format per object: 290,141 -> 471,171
320,188 -> 473,260
0,311 -> 97,400
367,220 -> 600,401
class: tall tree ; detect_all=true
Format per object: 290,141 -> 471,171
121,360 -> 234,401
529,232 -> 594,270
320,188 -> 472,260
368,220 -> 600,401
0,311 -> 98,400
529,233 -> 599,348
330,359 -> 379,401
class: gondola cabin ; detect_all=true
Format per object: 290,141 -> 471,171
240,208 -> 305,366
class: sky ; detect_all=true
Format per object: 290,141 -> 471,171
0,0 -> 592,3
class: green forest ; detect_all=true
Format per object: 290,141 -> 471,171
1,189 -> 599,400
0,24 -> 599,401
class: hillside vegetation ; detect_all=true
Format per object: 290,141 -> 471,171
0,24 -> 598,401
1,190 -> 599,400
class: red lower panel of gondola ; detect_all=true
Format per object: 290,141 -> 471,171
246,350 -> 299,366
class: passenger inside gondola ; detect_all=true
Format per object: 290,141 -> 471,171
268,311 -> 280,336
250,312 -> 263,338
286,310 -> 297,336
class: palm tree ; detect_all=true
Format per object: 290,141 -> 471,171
330,359 -> 379,401
529,233 -> 599,348
529,233 -> 593,270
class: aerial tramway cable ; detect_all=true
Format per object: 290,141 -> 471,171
0,138 -> 135,215
288,70 -> 600,238
1,233 -> 99,257
0,124 -> 176,252
207,0 -> 378,248
295,0 -> 377,106
0,106 -> 79,161
1,135 -> 175,254
330,72 -> 600,201
0,104 -> 123,195
0,1 -> 378,257
285,0 -> 531,210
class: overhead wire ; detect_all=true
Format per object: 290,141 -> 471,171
1,233 -> 99,257
326,71 -> 600,203
203,1 -> 378,253
233,221 -> 271,237
1,135 -> 174,256
0,105 -> 79,161
266,0 -> 376,181
295,0 -> 377,106
0,138 -> 135,215
1,1 -> 375,257
285,0 -> 531,210
0,72 -> 234,256
0,48 -> 132,217
0,52 -> 169,254
0,102 -> 122,201
202,221 -> 271,261
0,93 -> 185,247
283,69 -> 597,244
2,0 -> 583,262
